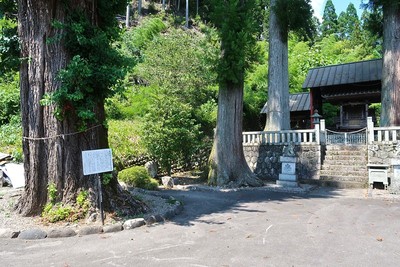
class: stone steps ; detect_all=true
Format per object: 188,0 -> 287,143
320,172 -> 367,179
320,175 -> 367,183
325,151 -> 367,156
324,155 -> 367,161
326,145 -> 367,151
316,179 -> 368,189
321,165 -> 368,175
320,145 -> 368,188
322,160 -> 367,167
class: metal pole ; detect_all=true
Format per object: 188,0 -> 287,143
186,0 -> 189,29
126,4 -> 130,28
98,174 -> 104,225
185,0 -> 189,28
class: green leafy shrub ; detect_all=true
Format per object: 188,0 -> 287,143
118,166 -> 159,190
108,119 -> 147,171
47,183 -> 58,204
119,16 -> 166,62
76,190 -> 90,209
0,72 -> 20,124
141,97 -> 201,175
42,185 -> 91,223
42,203 -> 73,223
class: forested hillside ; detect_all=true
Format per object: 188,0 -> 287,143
0,0 -> 383,174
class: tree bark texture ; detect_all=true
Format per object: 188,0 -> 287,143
381,3 -> 400,126
264,0 -> 290,131
208,83 -> 263,187
17,0 -> 144,216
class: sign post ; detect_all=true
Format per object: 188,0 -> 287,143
82,148 -> 113,225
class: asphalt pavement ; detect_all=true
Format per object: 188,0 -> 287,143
0,186 -> 399,267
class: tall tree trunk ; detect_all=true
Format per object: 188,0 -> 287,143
381,3 -> 400,126
208,82 -> 263,187
264,0 -> 290,131
16,0 -> 145,216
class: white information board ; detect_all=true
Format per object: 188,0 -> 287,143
82,148 -> 113,175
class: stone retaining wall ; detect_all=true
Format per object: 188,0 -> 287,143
368,142 -> 400,193
244,144 -> 323,181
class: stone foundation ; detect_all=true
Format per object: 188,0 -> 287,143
243,144 -> 322,181
368,142 -> 400,193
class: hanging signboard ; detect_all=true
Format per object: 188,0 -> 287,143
82,148 -> 113,176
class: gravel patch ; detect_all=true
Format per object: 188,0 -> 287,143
0,185 -> 183,237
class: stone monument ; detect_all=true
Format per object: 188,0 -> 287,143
277,142 -> 298,187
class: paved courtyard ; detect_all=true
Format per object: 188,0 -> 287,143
0,187 -> 399,266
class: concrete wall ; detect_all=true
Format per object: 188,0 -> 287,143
243,144 -> 323,181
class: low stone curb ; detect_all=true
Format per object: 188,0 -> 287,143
47,228 -> 77,238
176,183 -> 317,194
18,228 -> 47,240
0,198 -> 183,240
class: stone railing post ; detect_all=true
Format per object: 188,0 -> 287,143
320,119 -> 326,144
315,123 -> 320,145
367,117 -> 374,144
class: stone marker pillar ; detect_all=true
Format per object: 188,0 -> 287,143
391,159 -> 400,194
277,142 -> 298,187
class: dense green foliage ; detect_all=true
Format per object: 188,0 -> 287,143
141,96 -> 202,175
108,120 -> 147,171
0,71 -> 21,160
243,41 -> 268,130
337,3 -> 360,41
321,0 -> 338,37
274,0 -> 315,41
40,0 -> 128,128
0,72 -> 19,124
0,1 -> 387,173
0,0 -> 19,75
133,27 -> 218,134
209,0 -> 258,84
108,19 -> 218,173
118,166 -> 159,190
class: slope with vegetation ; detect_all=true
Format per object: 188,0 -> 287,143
0,0 -> 383,183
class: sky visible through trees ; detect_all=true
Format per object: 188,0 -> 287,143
312,0 -> 363,20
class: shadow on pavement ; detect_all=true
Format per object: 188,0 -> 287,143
155,184 -> 365,227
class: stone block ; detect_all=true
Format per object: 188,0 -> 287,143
279,173 -> 297,181
18,229 -> 47,240
78,225 -> 103,236
103,223 -> 123,233
276,180 -> 299,187
0,228 -> 19,239
161,176 -> 174,189
145,161 -> 158,178
281,162 -> 296,175
47,228 -> 77,238
280,156 -> 297,163
123,218 -> 145,230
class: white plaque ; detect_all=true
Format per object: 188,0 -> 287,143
282,162 -> 296,175
82,149 -> 113,175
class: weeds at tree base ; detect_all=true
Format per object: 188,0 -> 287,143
41,184 -> 91,223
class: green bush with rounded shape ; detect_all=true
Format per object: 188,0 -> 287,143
118,166 -> 159,190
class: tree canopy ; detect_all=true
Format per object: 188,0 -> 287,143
321,0 -> 338,38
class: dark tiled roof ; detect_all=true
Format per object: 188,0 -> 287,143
302,58 -> 382,89
261,92 -> 310,113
